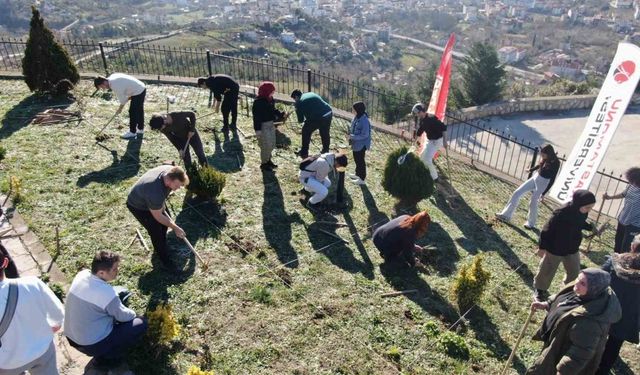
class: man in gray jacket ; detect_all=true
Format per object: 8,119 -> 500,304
64,251 -> 147,371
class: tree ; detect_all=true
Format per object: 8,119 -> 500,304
382,146 -> 434,203
22,6 -> 79,94
459,42 -> 505,106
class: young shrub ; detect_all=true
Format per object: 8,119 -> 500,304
9,176 -> 23,204
186,165 -> 226,201
382,146 -> 434,203
437,331 -> 470,360
21,6 -> 79,94
186,366 -> 214,375
385,346 -> 402,363
249,285 -> 272,305
450,255 -> 491,313
147,303 -> 181,345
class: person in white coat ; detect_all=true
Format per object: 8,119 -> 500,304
299,152 -> 348,207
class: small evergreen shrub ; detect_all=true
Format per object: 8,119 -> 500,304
450,255 -> 491,313
9,176 -> 23,204
382,146 -> 434,202
422,320 -> 441,338
249,285 -> 272,305
21,6 -> 79,94
186,366 -> 214,375
437,331 -> 470,359
186,165 -> 226,201
147,303 -> 181,345
385,346 -> 401,363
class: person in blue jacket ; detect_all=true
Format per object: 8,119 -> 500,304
348,101 -> 371,185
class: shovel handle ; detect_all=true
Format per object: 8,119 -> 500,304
182,237 -> 206,265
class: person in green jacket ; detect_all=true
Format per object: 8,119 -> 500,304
290,89 -> 332,158
149,111 -> 208,167
527,268 -> 621,375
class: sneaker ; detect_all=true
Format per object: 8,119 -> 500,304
495,213 -> 510,222
349,177 -> 366,185
533,289 -> 549,302
120,131 -> 136,139
348,173 -> 358,179
267,160 -> 278,169
523,223 -> 538,231
136,128 -> 144,135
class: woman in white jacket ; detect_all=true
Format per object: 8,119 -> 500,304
299,152 -> 348,207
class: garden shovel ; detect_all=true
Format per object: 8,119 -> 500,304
397,145 -> 416,165
182,237 -> 208,270
500,307 -> 535,375
95,112 -> 119,141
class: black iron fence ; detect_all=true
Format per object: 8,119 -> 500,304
0,37 -> 629,218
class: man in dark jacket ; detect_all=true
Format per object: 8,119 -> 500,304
596,234 -> 640,374
149,111 -> 208,168
527,269 -> 622,375
533,190 -> 596,301
197,75 -> 239,135
291,89 -> 332,158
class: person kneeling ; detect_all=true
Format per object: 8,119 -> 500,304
298,152 -> 347,208
64,251 -> 148,371
373,211 -> 430,270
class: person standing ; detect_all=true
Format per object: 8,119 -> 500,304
348,101 -> 371,185
197,74 -> 239,136
290,89 -> 333,158
527,268 -> 621,375
411,103 -> 447,182
372,211 -> 430,269
149,111 -> 208,168
496,144 -> 560,230
595,234 -> 640,374
252,82 -> 286,171
126,165 -> 188,271
602,167 -> 640,253
64,251 -> 148,372
0,251 -> 64,375
94,73 -> 146,140
299,152 -> 348,207
533,190 -> 596,302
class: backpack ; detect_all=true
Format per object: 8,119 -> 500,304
299,154 -> 321,172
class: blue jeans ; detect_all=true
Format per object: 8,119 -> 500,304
68,317 -> 148,361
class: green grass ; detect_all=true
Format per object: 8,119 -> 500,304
0,80 -> 637,375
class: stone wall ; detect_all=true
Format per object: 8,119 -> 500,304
449,95 -> 598,122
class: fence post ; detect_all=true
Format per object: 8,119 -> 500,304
528,147 -> 539,179
206,49 -> 212,76
98,42 -> 108,75
307,69 -> 312,93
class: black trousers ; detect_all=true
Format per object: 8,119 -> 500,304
595,335 -> 625,375
353,148 -> 367,180
165,131 -> 207,167
221,91 -> 238,132
300,114 -> 332,158
126,203 -> 171,265
614,221 -> 640,253
128,89 -> 146,133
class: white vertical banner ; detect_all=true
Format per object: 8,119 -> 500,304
549,42 -> 640,204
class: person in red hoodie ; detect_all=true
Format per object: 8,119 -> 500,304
252,82 -> 287,171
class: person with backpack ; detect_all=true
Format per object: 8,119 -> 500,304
197,74 -> 240,137
0,250 -> 65,375
299,152 -> 348,207
252,82 -> 287,171
348,101 -> 371,185
149,111 -> 208,168
291,89 -> 333,158
411,103 -> 448,182
496,144 -> 560,230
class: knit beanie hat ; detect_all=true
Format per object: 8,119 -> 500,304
581,267 -> 611,300
258,82 -> 276,99
570,190 -> 596,209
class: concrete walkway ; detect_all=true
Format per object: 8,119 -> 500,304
1,195 -> 92,375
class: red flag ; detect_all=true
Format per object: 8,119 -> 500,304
417,33 -> 456,156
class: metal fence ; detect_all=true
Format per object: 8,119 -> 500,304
0,37 -> 629,218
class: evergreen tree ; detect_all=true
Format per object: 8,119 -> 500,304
459,42 -> 505,106
21,6 -> 79,94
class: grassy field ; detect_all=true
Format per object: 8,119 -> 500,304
0,80 -> 637,375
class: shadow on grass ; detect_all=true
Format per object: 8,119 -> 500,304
433,183 -> 536,288
468,306 -> 527,374
613,358 -> 637,375
207,128 -> 244,173
262,170 -> 301,268
418,221 -> 459,276
0,94 -> 73,139
76,138 -> 143,187
275,127 -> 292,150
379,261 -> 458,323
360,185 -> 389,236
